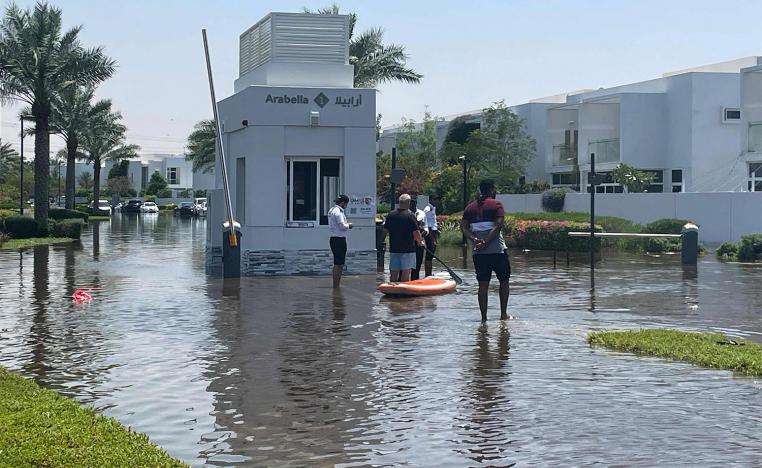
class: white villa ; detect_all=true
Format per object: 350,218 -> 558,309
380,56 -> 762,193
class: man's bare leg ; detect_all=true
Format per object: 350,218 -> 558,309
390,270 -> 400,283
478,281 -> 490,322
499,280 -> 510,320
424,259 -> 433,277
332,265 -> 343,288
400,268 -> 412,282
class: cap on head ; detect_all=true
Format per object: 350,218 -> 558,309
335,194 -> 349,204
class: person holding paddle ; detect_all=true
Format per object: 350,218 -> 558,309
461,180 -> 511,322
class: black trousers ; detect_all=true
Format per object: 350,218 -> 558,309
411,245 -> 425,280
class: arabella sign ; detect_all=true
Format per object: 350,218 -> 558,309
264,92 -> 363,109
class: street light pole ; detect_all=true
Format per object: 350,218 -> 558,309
19,117 -> 24,215
459,155 -> 468,244
57,159 -> 61,205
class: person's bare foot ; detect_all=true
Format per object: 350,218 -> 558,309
500,314 -> 509,321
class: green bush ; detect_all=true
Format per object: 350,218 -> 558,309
643,218 -> 692,234
49,208 -> 89,222
0,232 -> 8,246
157,188 -> 172,198
376,203 -> 391,214
0,209 -> 17,218
506,219 -> 601,252
3,216 -> 39,238
716,242 -> 739,259
159,203 -> 176,211
541,188 -> 570,212
0,201 -> 17,209
145,195 -> 156,203
50,219 -> 84,239
738,234 -> 762,262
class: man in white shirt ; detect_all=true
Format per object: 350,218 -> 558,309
423,194 -> 440,277
328,195 -> 352,288
410,197 -> 429,280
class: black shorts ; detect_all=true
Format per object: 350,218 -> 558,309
330,237 -> 347,265
425,230 -> 438,260
473,252 -> 511,282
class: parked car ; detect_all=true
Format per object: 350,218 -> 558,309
121,199 -> 143,214
175,201 -> 195,216
89,199 -> 112,216
193,197 -> 207,216
141,201 -> 159,213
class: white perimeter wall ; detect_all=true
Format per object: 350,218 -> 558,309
497,192 -> 762,244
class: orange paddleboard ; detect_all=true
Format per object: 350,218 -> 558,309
378,278 -> 457,296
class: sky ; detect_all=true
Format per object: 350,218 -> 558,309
1,0 -> 761,159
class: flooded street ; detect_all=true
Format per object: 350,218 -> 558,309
1,214 -> 762,466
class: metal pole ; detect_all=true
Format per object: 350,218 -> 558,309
390,147 -> 397,208
589,153 -> 596,273
202,29 -> 237,247
19,117 -> 24,215
57,160 -> 61,205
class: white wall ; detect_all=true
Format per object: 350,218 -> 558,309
497,192 -> 762,243
619,93 -> 668,169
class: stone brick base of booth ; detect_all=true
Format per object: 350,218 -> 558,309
241,249 -> 376,276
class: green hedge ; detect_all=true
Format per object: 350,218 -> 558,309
159,203 -> 176,211
50,219 -> 84,239
720,234 -> 762,262
2,216 -> 39,238
541,188 -> 569,212
49,208 -> 89,222
506,219 -> 602,252
0,209 -> 18,218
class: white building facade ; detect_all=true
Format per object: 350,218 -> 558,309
207,12 -> 377,276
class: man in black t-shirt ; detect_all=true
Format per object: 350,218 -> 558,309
383,193 -> 424,282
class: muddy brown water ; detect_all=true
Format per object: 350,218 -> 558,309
1,214 -> 761,466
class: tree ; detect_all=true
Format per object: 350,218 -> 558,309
145,171 -> 168,196
0,2 -> 115,225
394,111 -> 440,195
77,171 -> 93,191
0,140 -> 18,184
50,86 -> 111,209
185,119 -> 215,174
304,5 -> 422,88
440,100 -> 536,193
81,103 -> 139,205
611,163 -> 656,193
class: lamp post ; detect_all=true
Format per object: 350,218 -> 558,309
459,154 -> 468,244
57,158 -> 61,206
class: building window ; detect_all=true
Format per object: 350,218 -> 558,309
749,163 -> 762,192
586,171 -> 623,193
286,158 -> 341,224
643,170 -> 664,193
671,169 -> 683,192
552,172 -> 580,190
722,108 -> 741,123
749,123 -> 762,152
166,167 -> 178,185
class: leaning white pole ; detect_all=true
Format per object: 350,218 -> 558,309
202,29 -> 237,246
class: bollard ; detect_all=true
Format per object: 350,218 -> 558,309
222,229 -> 242,278
681,223 -> 699,265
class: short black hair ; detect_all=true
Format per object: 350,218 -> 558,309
479,179 -> 496,194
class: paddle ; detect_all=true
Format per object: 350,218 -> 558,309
423,247 -> 463,285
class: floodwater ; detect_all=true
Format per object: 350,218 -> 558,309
1,214 -> 762,466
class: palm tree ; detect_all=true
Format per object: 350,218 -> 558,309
0,2 -> 115,225
304,4 -> 422,88
185,119 -> 216,174
51,86 -> 112,209
81,104 -> 139,207
0,139 -> 18,184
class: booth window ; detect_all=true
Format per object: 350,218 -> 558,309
286,158 -> 341,224
671,169 -> 683,192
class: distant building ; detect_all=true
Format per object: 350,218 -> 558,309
379,56 -> 762,193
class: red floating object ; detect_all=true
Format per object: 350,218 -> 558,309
72,288 -> 99,303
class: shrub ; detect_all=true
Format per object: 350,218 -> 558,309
3,216 -> 39,238
0,232 -> 8,246
716,242 -> 739,259
506,219 -> 601,252
0,209 -> 17,218
50,219 -> 84,239
159,204 -> 176,211
737,234 -> 762,262
643,237 -> 674,253
145,195 -> 156,203
0,201 -> 17,209
541,188 -> 569,212
157,188 -> 172,198
49,208 -> 89,222
376,203 -> 390,214
643,219 -> 692,235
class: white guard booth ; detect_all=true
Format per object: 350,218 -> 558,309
206,12 -> 377,276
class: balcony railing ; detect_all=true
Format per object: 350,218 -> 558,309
749,123 -> 762,153
588,138 -> 620,164
552,144 -> 578,166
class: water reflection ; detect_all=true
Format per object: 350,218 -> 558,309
0,217 -> 761,465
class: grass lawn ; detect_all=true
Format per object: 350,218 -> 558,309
588,329 -> 762,376
0,237 -> 76,249
0,368 -> 186,466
